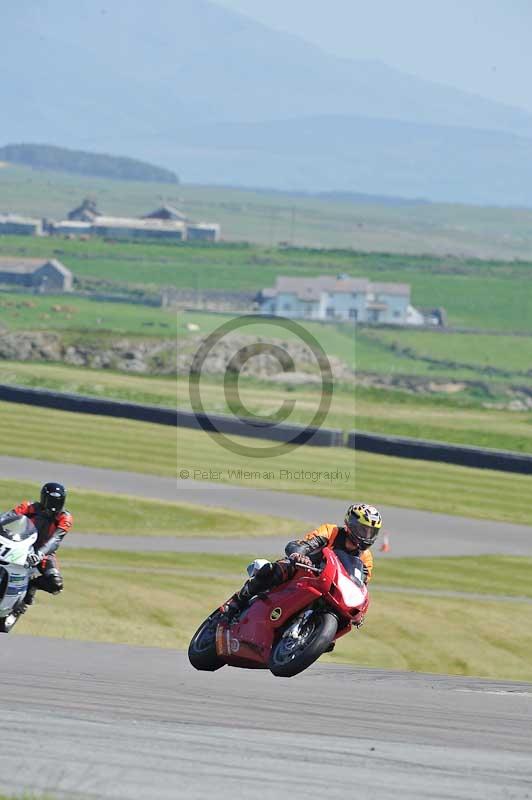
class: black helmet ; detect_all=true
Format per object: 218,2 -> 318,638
344,503 -> 382,551
40,482 -> 66,514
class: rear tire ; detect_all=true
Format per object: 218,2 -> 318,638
269,611 -> 338,678
188,612 -> 225,672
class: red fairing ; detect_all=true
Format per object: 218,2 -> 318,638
216,547 -> 369,669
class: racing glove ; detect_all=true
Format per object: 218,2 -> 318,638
26,552 -> 42,568
288,553 -> 313,568
362,564 -> 369,583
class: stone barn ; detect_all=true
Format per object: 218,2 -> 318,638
0,214 -> 43,236
0,258 -> 73,292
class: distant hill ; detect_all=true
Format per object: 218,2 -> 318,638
4,0 -> 532,136
2,0 -> 532,203
0,144 -> 178,184
149,114 -> 532,206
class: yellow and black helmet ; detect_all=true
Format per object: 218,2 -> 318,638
344,503 -> 382,550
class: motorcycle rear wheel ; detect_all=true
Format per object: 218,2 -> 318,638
269,611 -> 338,678
188,612 -> 225,672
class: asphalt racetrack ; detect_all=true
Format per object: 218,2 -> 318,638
1,456 -> 531,557
1,457 -> 532,798
1,636 -> 531,800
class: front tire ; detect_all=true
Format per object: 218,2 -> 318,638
269,611 -> 338,677
188,613 -> 225,672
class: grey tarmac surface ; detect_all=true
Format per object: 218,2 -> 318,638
1,636 -> 531,800
2,455 -> 531,557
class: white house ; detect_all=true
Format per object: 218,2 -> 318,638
258,275 -> 421,325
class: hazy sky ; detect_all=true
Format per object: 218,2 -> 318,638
215,0 -> 531,112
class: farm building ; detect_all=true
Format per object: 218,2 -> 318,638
143,205 -> 189,222
258,275 -> 423,325
54,200 -> 221,242
186,223 -> 221,242
0,214 -> 43,236
67,198 -> 101,222
145,206 -> 221,240
0,258 -> 73,292
50,220 -> 93,236
92,216 -> 186,241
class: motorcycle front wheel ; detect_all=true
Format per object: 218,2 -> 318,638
269,611 -> 338,678
188,612 -> 225,672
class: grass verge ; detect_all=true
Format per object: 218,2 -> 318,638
179,372 -> 532,453
0,794 -> 56,800
1,401 -> 531,525
1,355 -> 531,461
2,358 -> 531,453
17,550 -> 532,681
0,401 -> 175,476
0,361 -> 177,407
0,479 -> 297,538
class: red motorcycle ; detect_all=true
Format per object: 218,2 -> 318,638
188,547 -> 369,678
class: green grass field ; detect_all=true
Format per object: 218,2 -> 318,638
2,298 -> 531,399
177,311 -> 357,366
363,327 -> 532,377
1,401 -> 531,525
0,292 -> 174,337
2,351 -> 531,455
0,478 -> 298,539
177,311 -> 532,384
3,163 -> 532,259
0,361 -> 178,406
17,549 -> 532,681
179,375 -> 532,453
0,234 -> 531,331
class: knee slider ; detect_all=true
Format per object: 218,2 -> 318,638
47,569 -> 63,594
256,563 -> 274,580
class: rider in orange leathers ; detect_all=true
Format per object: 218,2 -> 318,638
222,503 -> 382,620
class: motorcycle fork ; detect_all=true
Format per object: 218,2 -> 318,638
281,608 -> 316,640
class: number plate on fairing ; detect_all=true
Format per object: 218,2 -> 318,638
216,625 -> 240,657
0,534 -> 33,566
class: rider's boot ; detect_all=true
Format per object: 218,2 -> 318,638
220,584 -> 252,620
219,561 -> 281,620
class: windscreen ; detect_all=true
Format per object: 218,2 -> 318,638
0,512 -> 37,541
335,550 -> 366,586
